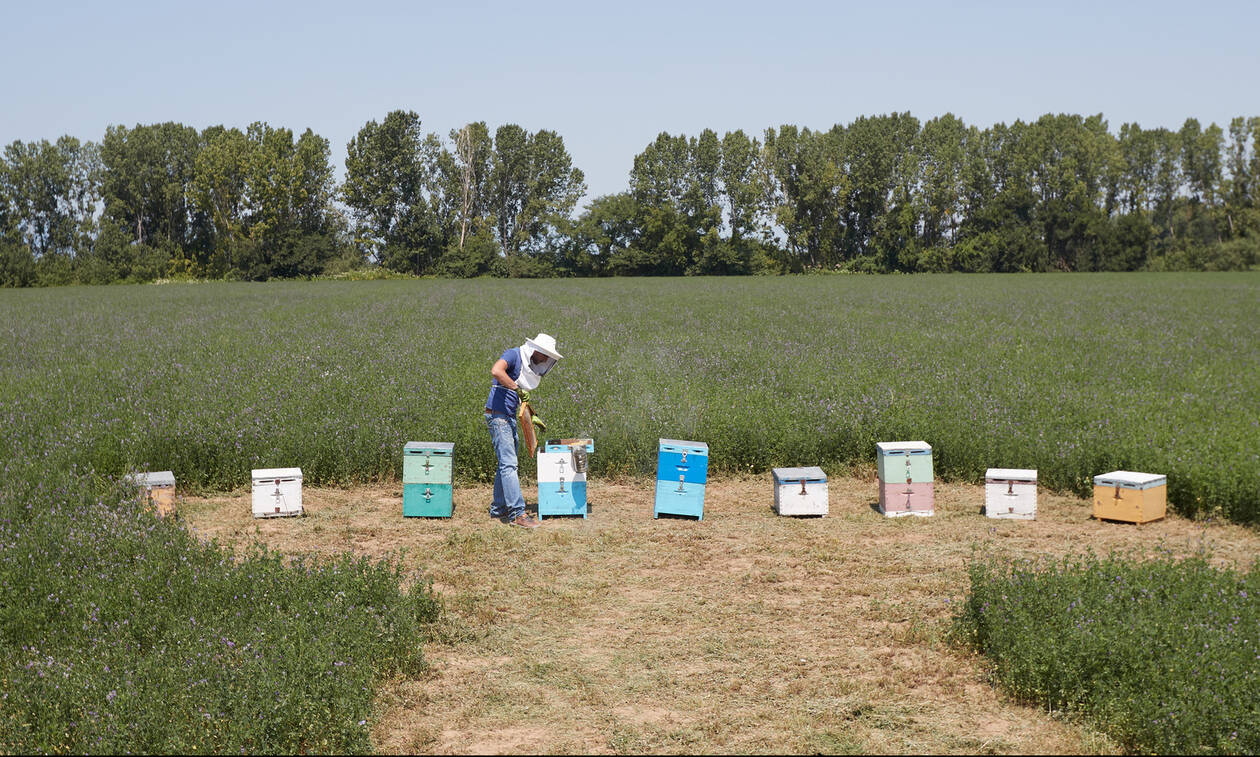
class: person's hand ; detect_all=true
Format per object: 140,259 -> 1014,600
516,388 -> 532,404
531,414 -> 546,432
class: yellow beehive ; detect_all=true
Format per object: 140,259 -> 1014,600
1092,471 -> 1166,524
127,471 -> 176,517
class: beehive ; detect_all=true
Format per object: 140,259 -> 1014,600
1093,471 -> 1166,524
403,442 -> 454,517
985,468 -> 1037,519
537,438 -> 594,519
654,439 -> 708,520
772,466 -> 828,516
251,468 -> 302,518
126,470 -> 176,517
876,441 -> 934,517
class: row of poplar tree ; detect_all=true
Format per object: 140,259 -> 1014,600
1,110 -> 1258,285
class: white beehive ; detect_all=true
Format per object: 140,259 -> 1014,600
772,467 -> 828,516
537,439 -> 593,518
251,467 -> 302,518
985,468 -> 1037,520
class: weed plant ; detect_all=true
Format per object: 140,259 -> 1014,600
953,549 -> 1259,754
0,460 -> 440,754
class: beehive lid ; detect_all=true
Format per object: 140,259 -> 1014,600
986,468 -> 1037,482
773,466 -> 827,484
659,438 -> 708,454
404,441 -> 454,456
252,467 -> 302,482
1094,470 -> 1166,489
877,441 -> 931,454
544,438 -> 594,453
126,470 -> 175,488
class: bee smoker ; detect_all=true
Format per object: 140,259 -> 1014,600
572,446 -> 588,474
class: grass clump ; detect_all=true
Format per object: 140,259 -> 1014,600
953,549 -> 1260,754
0,464 -> 440,754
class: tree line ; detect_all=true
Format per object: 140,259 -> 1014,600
2,110 -> 1257,285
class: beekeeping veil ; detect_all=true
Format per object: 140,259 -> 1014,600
516,333 -> 562,391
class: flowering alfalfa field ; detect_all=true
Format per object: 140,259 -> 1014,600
1,273 -> 1258,753
1,272 -> 1257,522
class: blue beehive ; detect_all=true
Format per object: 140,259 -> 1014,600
654,438 -> 709,519
537,438 -> 594,519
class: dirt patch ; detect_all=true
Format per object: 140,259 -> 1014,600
179,475 -> 1260,754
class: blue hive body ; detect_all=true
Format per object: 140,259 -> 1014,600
654,439 -> 709,519
538,479 -> 588,516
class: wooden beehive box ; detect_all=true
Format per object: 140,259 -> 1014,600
1093,471 -> 1166,524
537,438 -> 594,519
251,467 -> 302,518
985,468 -> 1037,520
126,470 -> 176,517
876,441 -> 934,517
654,439 -> 708,520
403,442 -> 454,517
773,466 -> 828,516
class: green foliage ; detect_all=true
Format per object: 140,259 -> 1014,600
342,110 -> 446,272
100,123 -> 203,254
4,111 -> 1260,286
0,233 -> 35,287
953,550 -> 1259,754
434,226 -> 498,277
0,136 -> 100,262
0,460 -> 439,754
1146,236 -> 1260,272
489,250 -> 560,278
486,125 -> 586,257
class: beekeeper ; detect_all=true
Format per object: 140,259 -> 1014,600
485,333 -> 562,528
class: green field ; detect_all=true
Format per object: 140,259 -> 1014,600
3,273 -> 1259,753
2,273 -> 1256,520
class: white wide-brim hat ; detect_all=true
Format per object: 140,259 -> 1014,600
525,333 -> 563,360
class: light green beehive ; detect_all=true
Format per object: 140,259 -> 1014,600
403,442 -> 454,517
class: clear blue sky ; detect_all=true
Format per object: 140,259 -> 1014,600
3,0 -> 1257,205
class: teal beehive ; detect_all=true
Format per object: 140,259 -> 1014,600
403,442 -> 454,517
654,439 -> 709,519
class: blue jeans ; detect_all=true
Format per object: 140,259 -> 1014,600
486,412 -> 525,520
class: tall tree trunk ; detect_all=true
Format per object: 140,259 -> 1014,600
456,126 -> 474,251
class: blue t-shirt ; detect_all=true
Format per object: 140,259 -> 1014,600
485,348 -> 522,415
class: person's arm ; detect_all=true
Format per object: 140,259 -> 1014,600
491,359 -> 518,391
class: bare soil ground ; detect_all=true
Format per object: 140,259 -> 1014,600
180,473 -> 1260,755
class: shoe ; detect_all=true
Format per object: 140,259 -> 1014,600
507,513 -> 539,529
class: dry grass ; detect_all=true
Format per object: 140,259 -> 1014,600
179,472 -> 1260,755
